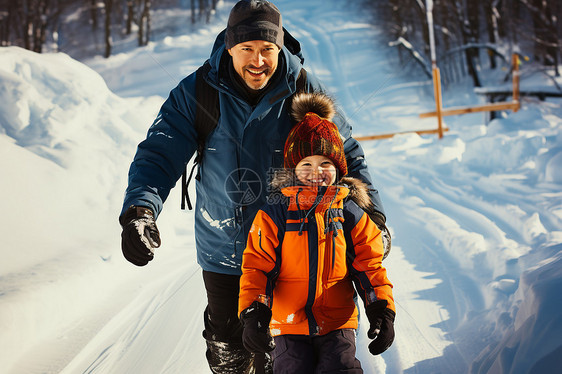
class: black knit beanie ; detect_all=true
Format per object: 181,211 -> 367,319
225,0 -> 284,50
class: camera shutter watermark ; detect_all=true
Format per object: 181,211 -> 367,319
224,168 -> 263,206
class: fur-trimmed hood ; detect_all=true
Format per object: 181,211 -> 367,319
270,168 -> 373,211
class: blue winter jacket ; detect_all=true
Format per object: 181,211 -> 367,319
121,30 -> 385,275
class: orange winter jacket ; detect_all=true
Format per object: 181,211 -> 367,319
239,172 -> 394,337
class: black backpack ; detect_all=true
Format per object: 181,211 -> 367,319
180,61 -> 308,210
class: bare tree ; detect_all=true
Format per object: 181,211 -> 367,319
90,0 -> 99,30
104,0 -> 113,58
199,0 -> 205,21
0,0 -> 71,51
484,0 -> 501,68
526,0 -> 560,74
138,0 -> 150,46
191,0 -> 196,24
459,0 -> 482,86
126,0 -> 134,35
361,0 -> 561,85
0,6 -> 9,46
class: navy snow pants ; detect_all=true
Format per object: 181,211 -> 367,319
271,329 -> 363,373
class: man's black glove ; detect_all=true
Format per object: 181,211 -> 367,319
240,301 -> 276,353
368,211 -> 391,260
119,206 -> 161,266
365,299 -> 395,355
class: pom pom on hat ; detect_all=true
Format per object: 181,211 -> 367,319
284,92 -> 347,178
291,91 -> 336,123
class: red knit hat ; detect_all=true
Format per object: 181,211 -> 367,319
284,92 -> 347,178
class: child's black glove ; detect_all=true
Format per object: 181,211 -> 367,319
119,206 -> 161,266
240,301 -> 276,353
365,299 -> 395,355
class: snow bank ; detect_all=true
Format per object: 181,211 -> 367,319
370,81 -> 562,372
0,47 -> 163,272
471,244 -> 562,373
0,46 -> 164,372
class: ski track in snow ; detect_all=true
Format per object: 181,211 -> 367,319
60,264 -> 208,374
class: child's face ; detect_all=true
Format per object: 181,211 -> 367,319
295,155 -> 337,186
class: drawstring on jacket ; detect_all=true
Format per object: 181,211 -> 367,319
295,186 -> 341,271
324,187 -> 339,270
295,187 -> 326,236
295,188 -> 304,235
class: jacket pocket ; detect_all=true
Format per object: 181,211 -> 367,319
269,138 -> 284,170
326,227 -> 348,282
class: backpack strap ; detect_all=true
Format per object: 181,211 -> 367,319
193,61 -> 220,161
181,61 -> 220,210
295,67 -> 307,93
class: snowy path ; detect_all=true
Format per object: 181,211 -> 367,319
1,0 -> 561,373
73,0 -> 476,372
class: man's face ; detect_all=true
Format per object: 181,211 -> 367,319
228,40 -> 280,90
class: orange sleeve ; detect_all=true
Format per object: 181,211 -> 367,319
349,213 -> 395,313
238,209 -> 279,316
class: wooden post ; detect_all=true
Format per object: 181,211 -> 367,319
512,54 -> 520,112
426,0 -> 444,139
432,66 -> 444,138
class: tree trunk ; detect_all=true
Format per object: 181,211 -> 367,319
390,0 -> 404,64
32,0 -> 50,53
191,0 -> 196,24
138,0 -> 144,44
145,0 -> 150,44
466,0 -> 481,85
91,0 -> 98,30
126,0 -> 134,35
414,1 -> 430,58
199,0 -> 205,21
104,0 -> 112,58
0,10 -> 7,46
138,0 -> 150,46
542,0 -> 560,75
458,0 -> 481,86
22,0 -> 32,50
485,0 -> 498,68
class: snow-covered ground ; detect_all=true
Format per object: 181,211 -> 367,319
1,0 -> 561,373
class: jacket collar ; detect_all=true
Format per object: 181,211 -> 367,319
271,168 -> 374,212
281,185 -> 349,211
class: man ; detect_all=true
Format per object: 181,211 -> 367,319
119,1 -> 388,373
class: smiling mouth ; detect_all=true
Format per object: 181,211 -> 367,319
246,68 -> 267,77
307,178 -> 328,185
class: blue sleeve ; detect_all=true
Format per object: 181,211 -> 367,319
305,73 -> 386,219
342,134 -> 385,218
121,74 -> 199,218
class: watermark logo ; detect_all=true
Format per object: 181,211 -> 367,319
224,168 -> 263,206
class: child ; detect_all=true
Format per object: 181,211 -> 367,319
238,92 -> 395,373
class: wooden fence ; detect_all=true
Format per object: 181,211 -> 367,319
355,54 -> 521,142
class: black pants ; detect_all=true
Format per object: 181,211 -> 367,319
271,329 -> 363,374
202,270 -> 271,374
203,270 -> 243,342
